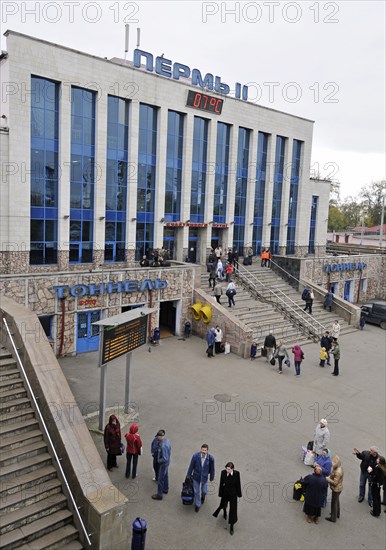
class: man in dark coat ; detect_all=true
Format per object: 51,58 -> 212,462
320,331 -> 332,366
263,331 -> 276,363
302,464 -> 328,524
187,444 -> 215,512
103,414 -> 121,471
213,462 -> 242,535
353,446 -> 379,504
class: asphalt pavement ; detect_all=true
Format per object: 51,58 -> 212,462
59,322 -> 386,550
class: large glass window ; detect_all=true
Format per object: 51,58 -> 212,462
190,117 -> 208,223
165,111 -> 183,222
213,122 -> 231,223
252,132 -> 269,255
30,76 -> 59,265
136,104 -> 157,259
270,135 -> 286,254
308,195 -> 318,253
286,139 -> 303,254
233,127 -> 250,255
105,96 -> 129,262
70,87 -> 96,263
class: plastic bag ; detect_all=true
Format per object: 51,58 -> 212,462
285,359 -> 291,368
304,450 -> 315,466
224,342 -> 231,354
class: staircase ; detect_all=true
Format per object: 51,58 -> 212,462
201,263 -> 356,351
0,347 -> 83,550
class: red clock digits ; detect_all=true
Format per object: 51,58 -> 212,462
215,99 -> 222,113
193,93 -> 201,107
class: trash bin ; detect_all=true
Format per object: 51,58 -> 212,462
132,517 -> 147,550
184,321 -> 191,338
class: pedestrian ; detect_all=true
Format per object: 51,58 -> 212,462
208,250 -> 216,264
216,258 -> 224,280
266,248 -> 271,267
325,455 -> 344,523
208,263 -> 216,289
206,328 -> 216,358
291,343 -> 304,376
247,246 -> 253,261
330,338 -> 340,376
139,255 -> 149,267
274,341 -> 289,374
151,434 -> 160,482
319,347 -> 328,367
320,331 -> 332,366
304,290 -> 314,314
323,290 -> 333,312
103,414 -> 122,471
187,444 -> 215,513
313,419 -> 330,456
184,321 -> 191,338
331,320 -> 341,339
212,462 -> 242,536
302,464 -> 328,524
214,325 -> 223,354
226,281 -> 236,308
315,448 -> 333,507
225,262 -> 233,282
214,245 -> 222,260
359,316 -> 366,330
152,430 -> 171,500
368,456 -> 386,517
124,423 -> 142,479
261,249 -> 267,267
213,282 -> 223,304
263,331 -> 276,363
353,446 -> 379,505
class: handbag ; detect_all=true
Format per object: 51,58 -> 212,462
285,359 -> 291,368
307,440 -> 314,451
119,442 -> 125,455
261,346 -> 267,357
270,357 -> 276,366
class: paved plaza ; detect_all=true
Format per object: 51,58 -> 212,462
60,323 -> 386,550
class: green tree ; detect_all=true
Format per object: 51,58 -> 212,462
359,180 -> 386,226
328,205 -> 345,231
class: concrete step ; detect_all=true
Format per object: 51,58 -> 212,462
0,349 -> 13,359
0,378 -> 24,392
0,387 -> 28,403
0,429 -> 43,451
0,478 -> 62,514
0,357 -> 17,369
1,453 -> 53,481
16,524 -> 81,550
0,493 -> 68,535
0,409 -> 36,429
0,440 -> 48,467
0,368 -> 21,382
0,509 -> 74,550
0,396 -> 30,413
0,465 -> 57,498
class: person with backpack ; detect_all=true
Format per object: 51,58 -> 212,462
304,290 -> 314,314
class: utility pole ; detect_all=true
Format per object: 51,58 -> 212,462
379,195 -> 385,248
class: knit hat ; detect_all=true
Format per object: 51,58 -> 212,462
320,419 -> 328,426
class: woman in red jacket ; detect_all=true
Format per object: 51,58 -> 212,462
124,423 -> 143,479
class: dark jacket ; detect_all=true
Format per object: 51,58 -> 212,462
355,450 -> 378,473
368,464 -> 384,488
320,335 -> 332,351
187,452 -> 215,483
264,334 -> 276,348
303,473 -> 328,508
218,470 -> 242,499
104,415 -> 121,455
124,423 -> 142,455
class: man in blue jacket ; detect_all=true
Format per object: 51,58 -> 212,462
152,430 -> 172,500
187,444 -> 215,512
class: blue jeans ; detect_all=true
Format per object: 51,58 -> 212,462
359,470 -> 372,504
294,361 -> 301,375
192,479 -> 208,508
157,464 -> 169,497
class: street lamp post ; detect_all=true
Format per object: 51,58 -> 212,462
379,195 -> 385,248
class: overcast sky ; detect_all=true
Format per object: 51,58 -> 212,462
1,0 -> 385,199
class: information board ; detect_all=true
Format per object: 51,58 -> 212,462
102,315 -> 147,364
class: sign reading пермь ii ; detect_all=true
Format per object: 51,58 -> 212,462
102,316 -> 147,364
323,262 -> 367,273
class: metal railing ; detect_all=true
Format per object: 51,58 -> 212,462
1,317 -> 92,548
233,263 -> 326,341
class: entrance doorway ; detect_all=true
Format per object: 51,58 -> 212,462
163,228 -> 175,259
76,310 -> 101,353
211,228 -> 223,252
344,280 -> 352,302
159,301 -> 176,337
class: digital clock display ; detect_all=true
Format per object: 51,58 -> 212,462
186,90 -> 223,114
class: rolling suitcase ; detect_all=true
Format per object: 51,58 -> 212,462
250,343 -> 257,359
181,476 -> 194,505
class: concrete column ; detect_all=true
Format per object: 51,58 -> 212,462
153,107 -> 168,248
126,100 -> 139,259
203,118 -> 217,251
178,113 -> 194,261
94,92 -> 108,265
262,134 -> 276,248
226,124 -> 238,247
279,138 -> 294,252
58,79 -> 72,269
244,129 -> 258,251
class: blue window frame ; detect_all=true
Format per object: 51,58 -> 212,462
165,111 -> 184,222
136,104 -> 157,259
286,140 -> 302,254
30,76 -> 59,265
190,117 -> 208,223
213,122 -> 230,223
233,127 -> 250,255
105,96 -> 129,262
252,132 -> 269,255
308,195 -> 318,253
270,136 -> 286,254
70,87 -> 96,263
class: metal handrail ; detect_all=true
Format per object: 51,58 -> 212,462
269,259 -> 354,318
233,264 -> 326,340
2,317 -> 92,548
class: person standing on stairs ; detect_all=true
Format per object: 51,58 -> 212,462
226,282 -> 236,307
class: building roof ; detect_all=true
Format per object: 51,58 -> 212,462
352,224 -> 386,233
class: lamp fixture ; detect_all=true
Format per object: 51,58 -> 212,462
229,221 -> 235,225
185,219 -> 191,223
99,216 -> 105,221
208,220 -> 214,224
267,222 -> 272,226
160,217 -> 165,223
63,215 -> 69,219
250,222 -> 254,226
131,217 -> 137,221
